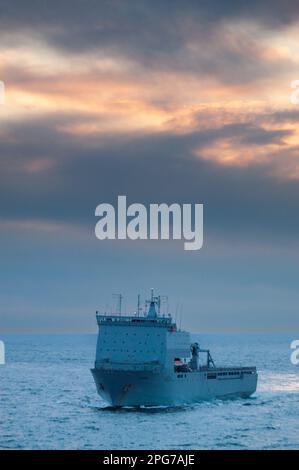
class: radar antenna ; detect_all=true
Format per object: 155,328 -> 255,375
145,288 -> 160,318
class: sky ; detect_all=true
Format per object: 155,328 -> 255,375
0,0 -> 299,333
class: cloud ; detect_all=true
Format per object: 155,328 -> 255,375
1,1 -> 299,89
1,1 -> 299,332
1,1 -> 299,246
1,112 -> 299,248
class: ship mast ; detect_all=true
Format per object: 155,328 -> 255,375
146,288 -> 161,318
113,293 -> 123,316
137,294 -> 141,317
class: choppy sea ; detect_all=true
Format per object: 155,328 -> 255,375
0,333 -> 298,449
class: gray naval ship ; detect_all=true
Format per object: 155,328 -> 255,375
91,290 -> 258,407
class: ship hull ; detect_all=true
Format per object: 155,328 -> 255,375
91,368 -> 258,407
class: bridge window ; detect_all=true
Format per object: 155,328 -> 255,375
207,373 -> 217,379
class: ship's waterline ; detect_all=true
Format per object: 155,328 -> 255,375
91,290 -> 258,407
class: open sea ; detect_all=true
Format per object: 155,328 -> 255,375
0,333 -> 298,449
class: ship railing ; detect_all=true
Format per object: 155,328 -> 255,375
95,360 -> 162,372
96,313 -> 172,327
198,366 -> 257,373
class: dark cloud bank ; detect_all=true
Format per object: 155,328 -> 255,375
1,115 -> 299,245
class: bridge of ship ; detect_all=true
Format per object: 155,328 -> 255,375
96,313 -> 174,328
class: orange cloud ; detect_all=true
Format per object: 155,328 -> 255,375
1,21 -> 299,179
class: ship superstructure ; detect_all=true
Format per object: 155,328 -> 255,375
91,290 -> 257,406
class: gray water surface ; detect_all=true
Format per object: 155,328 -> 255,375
0,333 -> 298,449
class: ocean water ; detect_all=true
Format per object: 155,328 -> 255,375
0,333 -> 298,450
